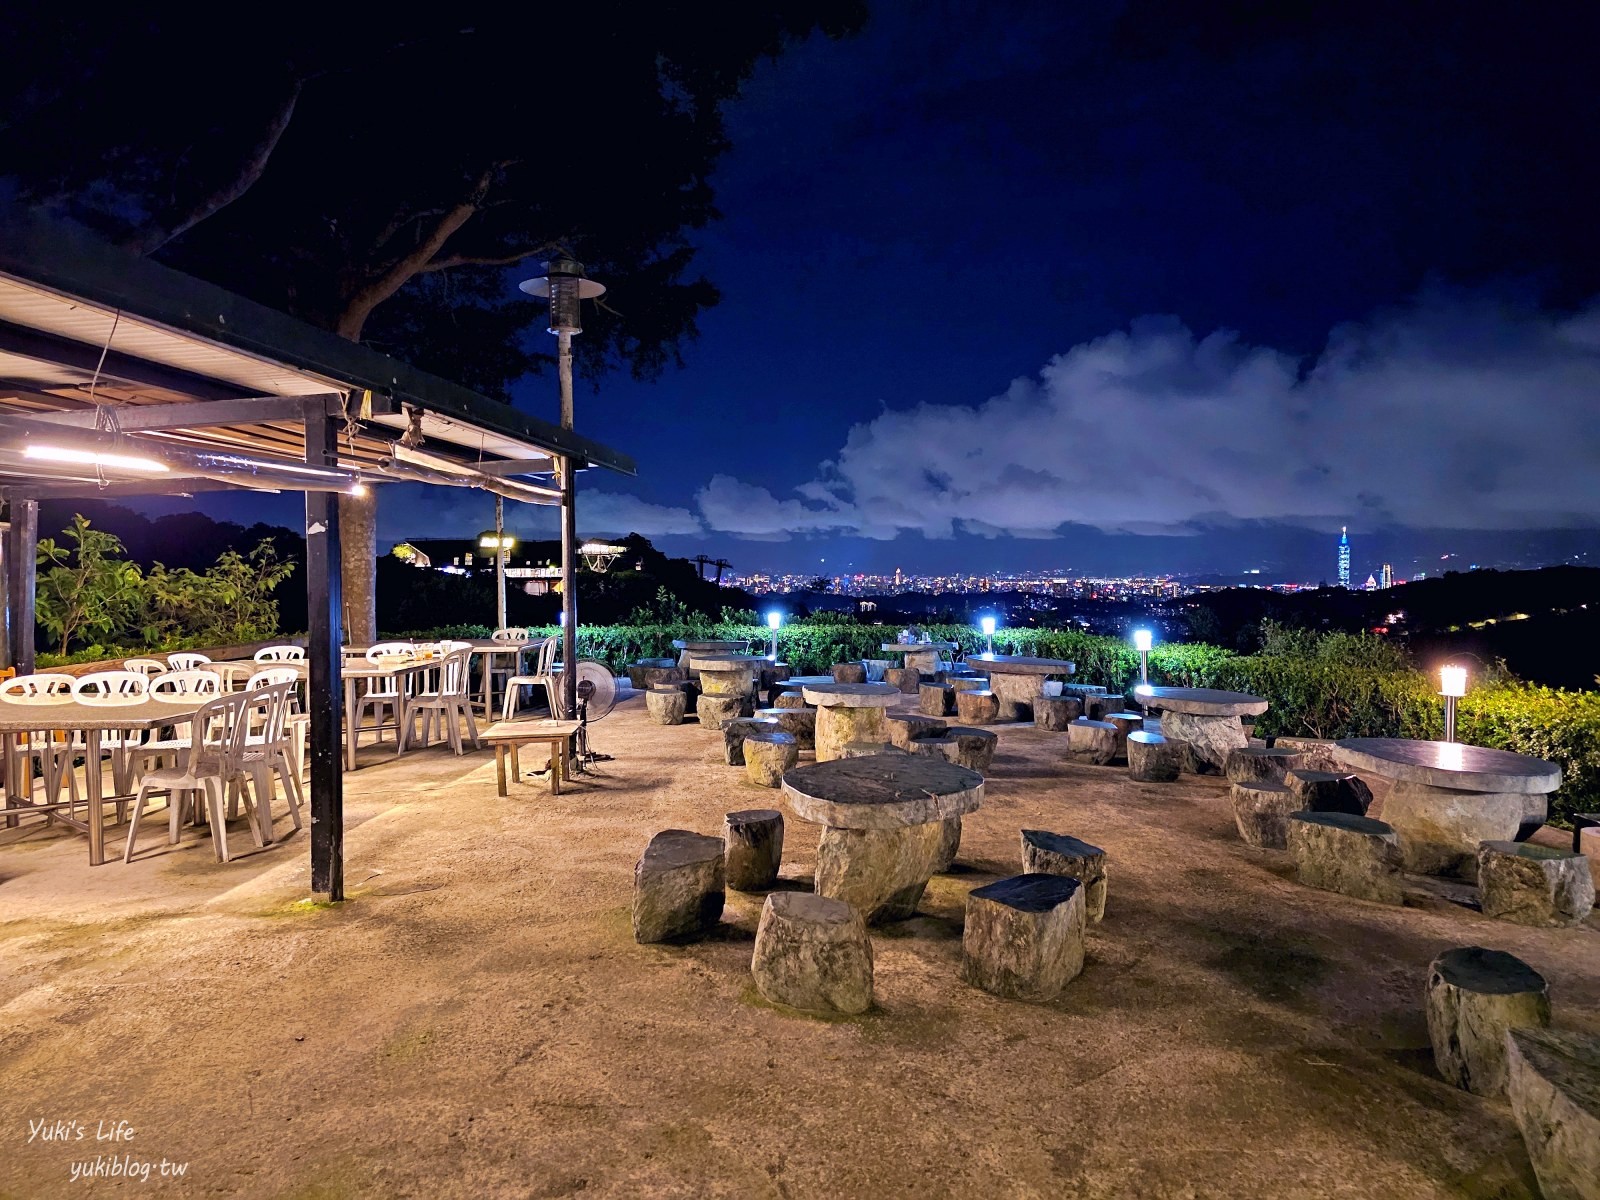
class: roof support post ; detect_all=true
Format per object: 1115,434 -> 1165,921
304,401 -> 345,901
560,454 -> 578,719
5,498 -> 37,676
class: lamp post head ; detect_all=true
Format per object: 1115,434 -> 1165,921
979,615 -> 997,637
767,612 -> 782,630
518,256 -> 606,335
1439,665 -> 1467,698
1133,629 -> 1153,653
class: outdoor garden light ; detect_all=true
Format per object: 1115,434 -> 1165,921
1439,665 -> 1467,743
766,611 -> 782,660
980,614 -> 997,656
1133,628 -> 1153,687
24,444 -> 168,473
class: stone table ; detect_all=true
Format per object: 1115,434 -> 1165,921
688,653 -> 767,700
880,641 -> 959,677
961,654 -> 1076,722
782,755 -> 984,922
1334,738 -> 1562,878
672,638 -> 746,670
1139,687 -> 1268,771
801,681 -> 901,762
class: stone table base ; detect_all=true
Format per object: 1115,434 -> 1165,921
1157,710 -> 1247,772
814,704 -> 887,762
815,821 -> 946,922
1383,782 -> 1527,879
987,672 -> 1044,722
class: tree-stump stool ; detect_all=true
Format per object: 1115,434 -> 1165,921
830,662 -> 867,684
1230,780 -> 1297,848
1285,768 -> 1373,816
1286,812 -> 1403,905
1104,711 -> 1143,757
744,731 -> 799,788
1127,731 -> 1183,782
724,809 -> 784,891
695,694 -> 743,730
913,726 -> 998,772
753,705 -> 816,751
1021,829 -> 1107,921
1505,1028 -> 1600,1200
1425,946 -> 1550,1097
645,685 -> 688,726
1067,718 -> 1118,765
887,712 -> 946,750
1478,841 -> 1595,927
955,688 -> 1000,724
920,682 -> 956,716
773,689 -> 809,710
1087,694 -> 1125,722
1225,745 -> 1307,784
751,891 -> 873,1014
633,830 -> 725,943
1035,695 -> 1081,731
840,741 -> 908,759
884,666 -> 921,694
721,716 -> 779,766
628,658 -> 684,690
961,874 -> 1086,1002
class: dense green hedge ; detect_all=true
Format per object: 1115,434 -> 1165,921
403,619 -> 1599,826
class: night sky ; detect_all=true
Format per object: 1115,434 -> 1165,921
158,1 -> 1600,581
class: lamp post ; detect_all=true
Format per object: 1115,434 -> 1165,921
520,257 -> 605,719
767,611 -> 782,661
1133,628 -> 1153,689
477,522 -> 517,631
1439,665 -> 1467,743
980,614 -> 997,657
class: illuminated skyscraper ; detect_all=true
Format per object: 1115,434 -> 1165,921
1380,562 -> 1393,588
1338,527 -> 1351,588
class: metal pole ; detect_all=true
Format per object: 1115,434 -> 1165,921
1139,649 -> 1149,687
1443,694 -> 1458,743
6,499 -> 37,676
494,494 -> 507,630
557,331 -> 578,719
305,402 -> 344,901
557,329 -> 574,430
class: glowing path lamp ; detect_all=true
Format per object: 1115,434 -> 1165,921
1439,665 -> 1467,743
1133,628 -> 1154,690
766,611 -> 782,661
980,614 -> 997,657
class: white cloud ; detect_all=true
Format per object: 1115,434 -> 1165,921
697,292 -> 1600,539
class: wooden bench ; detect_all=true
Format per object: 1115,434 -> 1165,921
480,719 -> 581,796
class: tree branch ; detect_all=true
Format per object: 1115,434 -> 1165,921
420,242 -> 562,272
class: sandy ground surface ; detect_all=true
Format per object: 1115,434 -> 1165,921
1,689 -> 1596,1199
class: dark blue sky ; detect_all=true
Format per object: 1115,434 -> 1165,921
163,1 -> 1600,579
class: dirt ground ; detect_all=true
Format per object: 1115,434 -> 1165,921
1,689 -> 1596,1199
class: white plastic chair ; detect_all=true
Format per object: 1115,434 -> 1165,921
397,649 -> 479,754
0,673 -> 77,809
501,636 -> 562,720
491,628 -> 529,642
351,644 -> 414,751
70,670 -> 149,800
167,652 -> 212,671
253,645 -> 305,662
123,658 -> 168,677
137,671 -> 223,770
248,667 -> 307,780
240,679 -> 302,842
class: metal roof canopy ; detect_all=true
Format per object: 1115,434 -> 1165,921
0,205 -> 634,500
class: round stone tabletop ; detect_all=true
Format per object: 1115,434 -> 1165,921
801,682 -> 901,708
1334,738 -> 1562,795
671,639 -> 746,652
687,653 -> 766,671
881,641 -> 959,653
963,654 -> 1076,676
1139,687 -> 1268,716
782,755 -> 984,828
784,675 -> 835,687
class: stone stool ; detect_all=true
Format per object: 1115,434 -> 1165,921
1127,731 -> 1183,782
628,658 -> 684,689
887,713 -> 945,750
1067,718 -> 1117,765
1285,769 -> 1373,816
920,682 -> 955,716
1230,781 -> 1297,849
1021,829 -> 1107,921
1426,946 -> 1550,1097
744,731 -> 800,788
696,694 -> 744,729
1105,711 -> 1143,753
773,689 -> 809,710
840,741 -> 908,758
1225,745 -> 1307,784
1478,841 -> 1595,927
751,892 -> 874,1014
908,726 -> 996,772
830,662 -> 867,685
961,874 -> 1086,1002
633,830 -> 725,942
955,688 -> 1000,724
1086,694 -> 1124,722
1286,812 -> 1403,905
645,684 -> 687,726
1034,695 -> 1081,731
724,809 -> 784,891
721,716 -> 779,766
885,666 -> 921,694
1505,1028 -> 1600,1200
754,705 -> 816,751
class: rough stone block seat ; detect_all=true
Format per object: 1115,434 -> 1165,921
1020,829 -> 1107,921
1230,780 -> 1297,848
1225,745 -> 1309,784
887,712 -> 945,750
724,809 -> 785,891
1104,711 -> 1143,750
920,681 -> 956,716
884,666 -> 921,695
751,891 -> 873,1014
628,658 -> 684,690
830,662 -> 867,685
721,716 -> 779,766
633,830 -> 725,943
1504,1028 -> 1600,1200
744,731 -> 800,788
960,874 -> 1086,1002
773,688 -> 808,710
1086,694 -> 1125,722
753,705 -> 816,750
1066,718 -> 1118,765
955,688 -> 1000,724
1425,946 -> 1550,1097
695,694 -> 745,729
1034,694 -> 1082,731
1477,841 -> 1595,927
1286,812 -> 1403,905
1127,730 -> 1183,782
907,726 -> 996,773
1285,768 -> 1373,815
645,685 -> 688,726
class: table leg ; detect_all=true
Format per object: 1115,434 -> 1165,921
4,734 -> 20,827
86,729 -> 105,866
552,739 -> 563,796
495,746 -> 508,797
344,677 -> 359,772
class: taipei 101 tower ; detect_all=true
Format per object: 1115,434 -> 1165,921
1338,527 -> 1351,589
